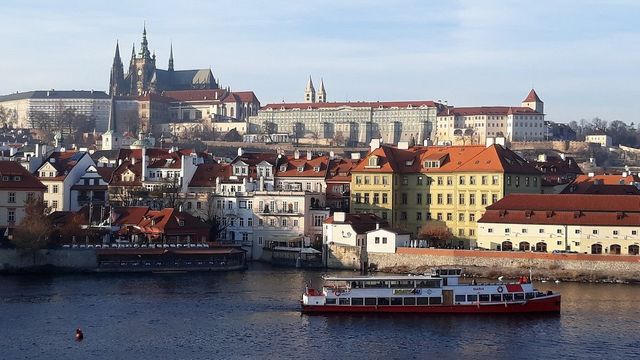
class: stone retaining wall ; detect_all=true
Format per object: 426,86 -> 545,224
326,244 -> 363,270
0,249 -> 97,273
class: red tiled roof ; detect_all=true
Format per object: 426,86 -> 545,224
113,206 -> 150,226
326,158 -> 357,182
109,160 -> 142,186
37,151 -> 87,180
232,91 -> 259,103
479,194 -> 640,226
562,174 -> 640,194
324,213 -> 388,234
276,155 -> 329,178
0,161 -> 46,190
523,89 -> 541,103
189,162 -> 232,187
96,167 -> 116,183
162,89 -> 228,102
262,100 -> 439,111
438,106 -> 539,117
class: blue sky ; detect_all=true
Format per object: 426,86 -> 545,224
1,0 -> 639,123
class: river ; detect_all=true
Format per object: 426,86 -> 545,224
0,263 -> 638,359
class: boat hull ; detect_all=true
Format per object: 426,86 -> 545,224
302,295 -> 561,314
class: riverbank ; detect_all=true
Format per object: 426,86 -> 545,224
327,245 -> 640,284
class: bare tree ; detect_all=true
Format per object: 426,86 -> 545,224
418,221 -> 453,248
12,197 -> 52,249
0,106 -> 18,128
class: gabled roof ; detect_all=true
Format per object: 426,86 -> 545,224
0,161 -> 46,190
276,155 -> 329,178
523,89 -> 542,103
37,151 -> 87,179
112,206 -> 150,226
326,158 -> 358,182
561,174 -> 640,194
189,162 -> 232,187
109,160 -> 142,186
324,213 -> 388,234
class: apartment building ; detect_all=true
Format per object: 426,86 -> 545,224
36,151 -> 96,211
0,161 -> 46,235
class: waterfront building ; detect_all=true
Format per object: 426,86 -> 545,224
350,140 -> 542,247
69,165 -> 112,211
0,161 -> 46,236
109,26 -> 217,97
0,90 -> 111,132
325,156 -> 357,212
323,212 -> 387,247
36,150 -> 96,211
366,228 -> 411,253
249,79 -> 441,145
477,194 -> 640,255
433,89 -> 545,145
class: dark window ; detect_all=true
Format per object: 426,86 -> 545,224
377,298 -> 390,306
339,298 -> 350,305
351,298 -> 364,306
416,297 -> 429,305
415,280 -> 440,288
479,294 -> 490,302
365,298 -> 377,306
390,297 -> 403,306
455,295 -> 466,302
525,292 -> 535,299
429,297 -> 442,305
326,298 -> 336,304
514,293 -> 525,300
503,293 -> 513,301
467,294 -> 478,302
491,294 -> 502,302
403,297 -> 416,305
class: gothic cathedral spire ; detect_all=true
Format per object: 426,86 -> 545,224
304,75 -> 316,103
140,23 -> 151,59
317,77 -> 326,103
109,41 -> 124,96
168,42 -> 174,71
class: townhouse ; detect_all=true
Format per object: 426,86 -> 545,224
36,151 -> 96,211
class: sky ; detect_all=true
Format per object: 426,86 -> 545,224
1,0 -> 639,124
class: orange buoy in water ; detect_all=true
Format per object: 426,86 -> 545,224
75,328 -> 84,342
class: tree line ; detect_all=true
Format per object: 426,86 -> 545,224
568,118 -> 640,147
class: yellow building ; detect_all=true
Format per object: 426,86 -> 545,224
350,142 -> 542,247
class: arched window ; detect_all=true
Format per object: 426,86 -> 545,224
591,243 -> 602,254
610,244 -> 621,255
629,245 -> 639,255
519,242 -> 530,251
368,156 -> 378,167
535,242 -> 547,252
501,241 -> 512,251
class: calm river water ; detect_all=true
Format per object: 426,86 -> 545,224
0,263 -> 638,360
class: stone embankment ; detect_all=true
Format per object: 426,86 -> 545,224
0,249 -> 97,273
327,245 -> 640,283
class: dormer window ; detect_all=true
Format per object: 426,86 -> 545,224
179,220 -> 185,226
297,166 -> 304,172
314,166 -> 321,172
424,160 -> 440,168
366,156 -> 379,168
280,165 -> 287,172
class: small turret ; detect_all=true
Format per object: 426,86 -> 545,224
522,88 -> 544,114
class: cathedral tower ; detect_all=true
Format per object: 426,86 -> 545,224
109,41 -> 125,96
168,43 -> 174,72
317,78 -> 326,103
522,88 -> 544,114
304,76 -> 316,103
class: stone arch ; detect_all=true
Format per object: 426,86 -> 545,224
610,244 -> 621,255
591,243 -> 603,254
501,241 -> 513,251
535,242 -> 547,252
629,245 -> 639,255
519,241 -> 530,251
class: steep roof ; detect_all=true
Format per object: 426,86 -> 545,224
0,161 -> 46,190
109,160 -> 142,186
37,151 -> 88,180
189,162 -> 232,187
326,158 -> 358,182
112,206 -> 150,226
523,89 -> 542,103
276,154 -> 329,178
262,100 -> 439,111
561,174 -> 640,194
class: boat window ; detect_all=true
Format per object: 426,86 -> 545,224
390,297 -> 403,306
416,297 -> 429,305
365,297 -> 377,306
479,294 -> 490,302
429,297 -> 442,305
326,298 -> 337,305
364,281 -> 388,288
491,294 -> 502,302
467,294 -> 478,302
503,293 -> 513,301
403,297 -> 416,305
415,279 -> 441,288
377,298 -> 390,306
455,295 -> 466,302
525,292 -> 535,299
350,281 -> 364,289
351,298 -> 364,306
339,298 -> 350,305
514,293 -> 525,300
389,280 -> 415,288
456,269 -> 462,275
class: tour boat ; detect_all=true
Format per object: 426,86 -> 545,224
301,268 -> 560,314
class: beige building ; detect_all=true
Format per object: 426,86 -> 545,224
477,194 -> 640,255
0,161 -> 46,232
36,151 -> 95,211
433,89 -> 545,145
585,134 -> 612,147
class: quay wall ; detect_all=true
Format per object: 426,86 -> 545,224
509,140 -> 595,154
331,247 -> 640,282
326,244 -> 363,270
0,249 -> 97,273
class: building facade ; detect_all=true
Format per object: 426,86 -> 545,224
36,151 -> 96,211
477,194 -> 640,255
0,161 -> 46,234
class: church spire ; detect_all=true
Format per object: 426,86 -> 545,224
304,75 -> 316,103
168,42 -> 174,71
109,41 -> 124,96
130,43 -> 136,63
317,77 -> 326,103
140,23 -> 151,59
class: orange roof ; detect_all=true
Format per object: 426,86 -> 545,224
0,161 -> 46,190
189,162 -> 232,187
562,174 -> 640,194
523,89 -> 542,103
276,155 -> 329,178
326,158 -> 358,182
262,100 -> 440,111
438,106 -> 539,116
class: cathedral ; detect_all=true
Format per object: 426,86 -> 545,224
109,25 -> 218,96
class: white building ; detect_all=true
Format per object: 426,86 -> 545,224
322,212 -> 387,247
585,134 -> 612,147
477,194 -> 640,255
35,151 -> 96,211
366,228 -> 411,253
0,90 -> 111,132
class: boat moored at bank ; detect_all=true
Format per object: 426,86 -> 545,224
301,268 -> 560,314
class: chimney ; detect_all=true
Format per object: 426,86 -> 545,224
623,171 -> 628,177
370,138 -> 381,152
329,151 -> 335,160
237,147 -> 244,157
588,172 -> 595,177
559,153 -> 566,160
35,143 -> 40,157
537,154 -> 547,162
307,151 -> 312,160
486,137 -> 496,147
131,157 -> 136,165
589,157 -> 595,164
259,176 -> 265,191
294,149 -> 300,159
141,147 -> 146,181
351,152 -> 361,160
376,222 -> 380,230
423,139 -> 432,146
334,212 -> 346,222
397,141 -> 409,150
495,137 -> 506,147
